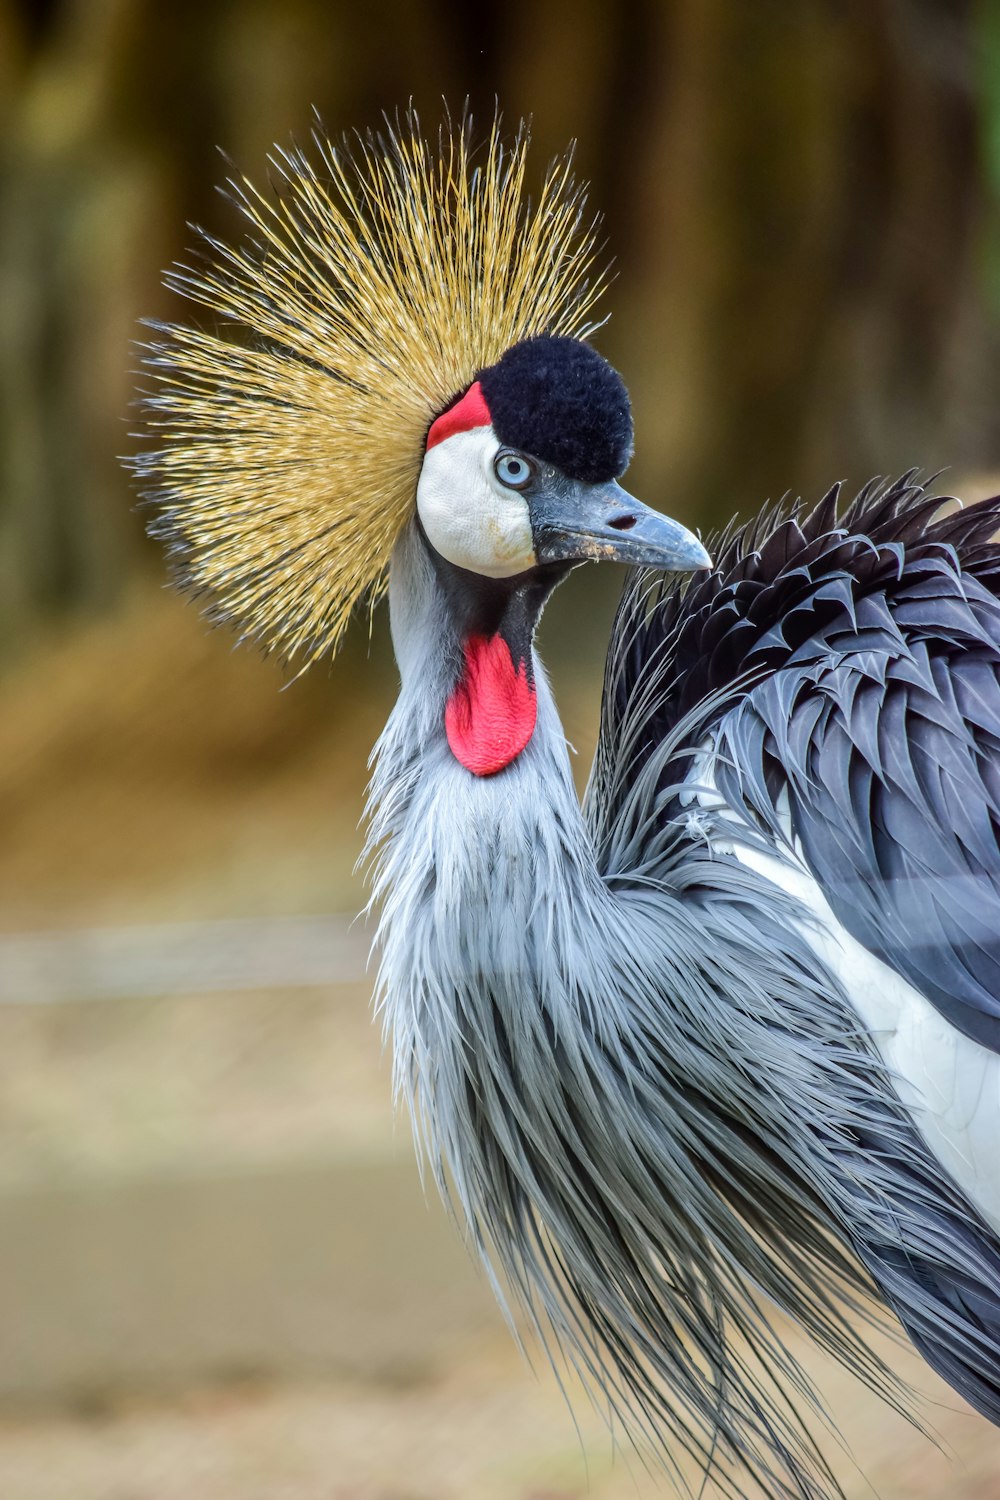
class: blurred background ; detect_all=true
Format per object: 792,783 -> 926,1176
3,1 -> 1000,1496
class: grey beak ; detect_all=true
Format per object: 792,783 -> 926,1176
531,478 -> 712,573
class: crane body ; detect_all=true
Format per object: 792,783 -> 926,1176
134,114 -> 1000,1499
368,477 -> 1000,1495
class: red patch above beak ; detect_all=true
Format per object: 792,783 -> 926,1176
445,633 -> 537,776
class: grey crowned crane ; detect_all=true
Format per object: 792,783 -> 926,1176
134,114 -> 1000,1498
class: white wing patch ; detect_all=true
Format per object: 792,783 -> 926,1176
683,750 -> 1000,1236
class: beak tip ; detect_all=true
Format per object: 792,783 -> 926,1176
679,536 -> 713,573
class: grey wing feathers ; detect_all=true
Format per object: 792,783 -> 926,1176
715,533 -> 1000,1053
590,475 -> 1000,1053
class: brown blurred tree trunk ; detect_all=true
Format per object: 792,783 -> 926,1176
603,0 -> 991,521
0,0 -> 157,650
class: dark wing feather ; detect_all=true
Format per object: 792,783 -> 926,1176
717,542 -> 1000,1054
588,476 -> 1000,1054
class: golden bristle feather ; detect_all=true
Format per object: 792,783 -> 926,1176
134,110 -> 608,665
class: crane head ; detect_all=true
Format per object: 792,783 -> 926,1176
411,333 -> 709,777
417,334 -> 710,579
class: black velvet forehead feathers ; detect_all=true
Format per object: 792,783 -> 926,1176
476,335 -> 633,484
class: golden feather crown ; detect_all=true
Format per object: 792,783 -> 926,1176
134,110 -> 608,665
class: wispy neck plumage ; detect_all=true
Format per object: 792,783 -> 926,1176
367,521 -> 610,1055
363,521 -> 919,1500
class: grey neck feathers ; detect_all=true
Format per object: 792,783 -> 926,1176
367,521 -> 612,1068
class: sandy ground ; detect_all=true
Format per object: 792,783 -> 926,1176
0,971 -> 999,1499
2,1329 -> 1000,1500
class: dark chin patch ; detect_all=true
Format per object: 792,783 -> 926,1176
477,335 -> 633,484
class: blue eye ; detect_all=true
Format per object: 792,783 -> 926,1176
494,451 -> 534,490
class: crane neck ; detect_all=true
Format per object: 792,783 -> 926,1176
366,520 -> 611,1004
381,518 -> 577,781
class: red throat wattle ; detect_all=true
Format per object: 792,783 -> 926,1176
445,634 -> 537,776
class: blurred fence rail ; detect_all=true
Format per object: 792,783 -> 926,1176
0,915 -> 371,1003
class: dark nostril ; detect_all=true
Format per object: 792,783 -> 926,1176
608,513 -> 637,532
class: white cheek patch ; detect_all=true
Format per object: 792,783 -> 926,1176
416,427 -> 537,578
